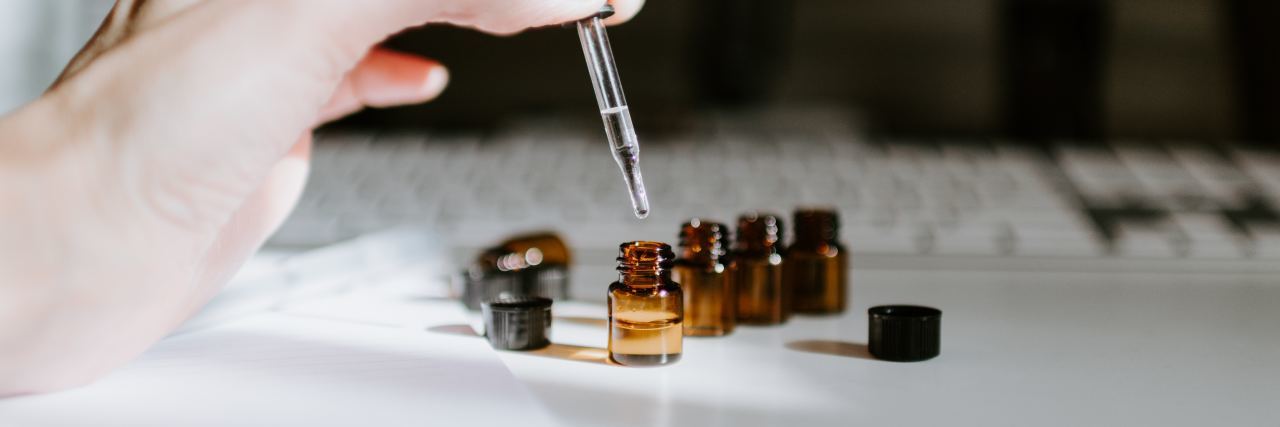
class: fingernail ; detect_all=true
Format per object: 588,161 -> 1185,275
422,66 -> 450,100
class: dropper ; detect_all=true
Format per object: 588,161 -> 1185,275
575,4 -> 650,219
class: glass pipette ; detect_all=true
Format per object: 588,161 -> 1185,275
576,4 -> 650,219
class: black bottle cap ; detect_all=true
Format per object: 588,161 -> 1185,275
868,305 -> 941,362
482,297 -> 553,351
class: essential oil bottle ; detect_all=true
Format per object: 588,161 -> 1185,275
672,219 -> 735,337
733,213 -> 789,325
608,241 -> 683,366
786,209 -> 848,314
463,233 -> 572,310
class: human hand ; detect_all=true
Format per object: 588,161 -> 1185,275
0,0 -> 642,395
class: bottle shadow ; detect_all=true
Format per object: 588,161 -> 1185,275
426,324 -> 480,337
785,340 -> 875,360
554,316 -> 609,328
426,324 -> 613,366
525,343 -> 612,366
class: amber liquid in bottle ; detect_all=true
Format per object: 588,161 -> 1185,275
609,241 -> 683,366
786,209 -> 848,314
672,220 -> 735,337
733,213 -> 789,325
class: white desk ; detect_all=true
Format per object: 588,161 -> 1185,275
2,267 -> 1277,426
495,268 -> 1280,426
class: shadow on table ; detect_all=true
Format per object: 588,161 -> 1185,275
426,323 -> 479,337
785,340 -> 875,360
152,328 -> 512,401
426,324 -> 612,366
526,343 -> 612,366
554,316 -> 609,328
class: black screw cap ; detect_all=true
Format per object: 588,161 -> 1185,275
868,305 -> 941,362
482,297 -> 553,351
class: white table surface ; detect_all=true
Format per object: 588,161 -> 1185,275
3,264 -> 1276,426
0,295 -> 559,427
492,268 -> 1280,426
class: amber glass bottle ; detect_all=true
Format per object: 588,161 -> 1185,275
786,209 -> 848,314
672,220 -> 735,337
733,213 -> 788,324
609,241 -> 683,366
463,232 -> 571,310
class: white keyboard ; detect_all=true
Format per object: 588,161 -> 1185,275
270,119 -> 1280,272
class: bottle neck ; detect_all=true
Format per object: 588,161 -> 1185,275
793,210 -> 839,247
736,214 -> 783,255
679,246 -> 727,264
618,271 -> 671,287
678,220 -> 728,264
615,241 -> 675,287
792,234 -> 838,247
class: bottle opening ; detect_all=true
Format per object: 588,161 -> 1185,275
616,241 -> 674,277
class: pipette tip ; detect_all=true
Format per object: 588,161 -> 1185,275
628,185 -> 650,219
624,167 -> 650,219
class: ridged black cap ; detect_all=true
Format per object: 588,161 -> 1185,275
482,297 -> 553,351
868,305 -> 941,362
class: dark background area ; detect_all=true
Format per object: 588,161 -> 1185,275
332,0 -> 1280,143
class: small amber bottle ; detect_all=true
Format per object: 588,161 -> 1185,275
672,219 -> 735,337
609,241 -> 683,366
463,232 -> 572,310
786,209 -> 848,314
733,213 -> 789,325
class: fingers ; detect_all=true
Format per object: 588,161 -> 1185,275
350,0 -> 644,37
55,0 -> 207,87
604,0 -> 646,26
319,49 -> 449,123
466,0 -> 613,35
463,0 -> 646,35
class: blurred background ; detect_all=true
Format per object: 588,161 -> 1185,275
360,0 -> 1280,142
4,0 -> 1279,141
364,0 -> 1280,142
0,0 -> 111,114
4,0 -> 1280,277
